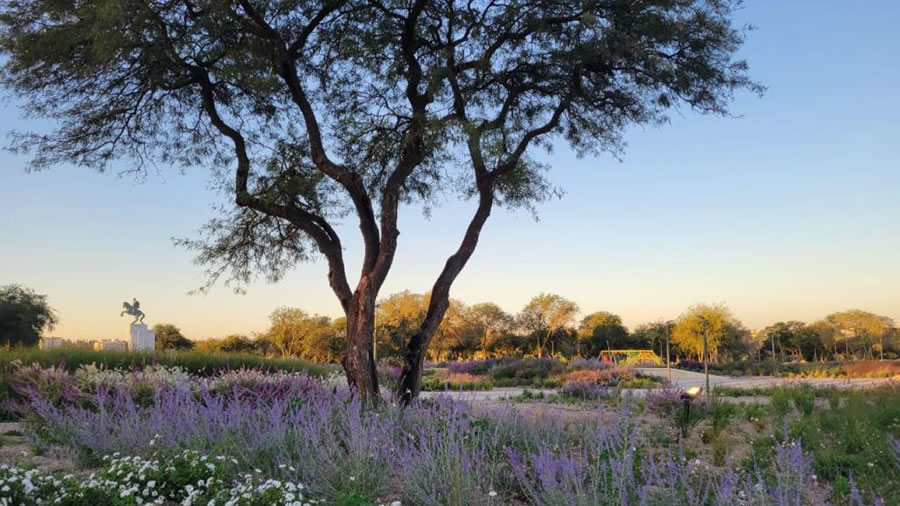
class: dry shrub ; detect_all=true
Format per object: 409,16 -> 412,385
562,365 -> 634,386
842,360 -> 900,378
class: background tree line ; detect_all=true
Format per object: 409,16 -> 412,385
184,294 -> 899,364
4,284 -> 896,364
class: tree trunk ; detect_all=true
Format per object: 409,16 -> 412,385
396,185 -> 494,405
341,288 -> 379,401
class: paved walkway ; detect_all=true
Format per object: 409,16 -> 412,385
419,368 -> 895,402
635,367 -> 893,389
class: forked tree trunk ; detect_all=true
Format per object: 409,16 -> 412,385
395,187 -> 494,405
341,288 -> 379,401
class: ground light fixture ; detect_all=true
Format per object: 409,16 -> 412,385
679,385 -> 703,435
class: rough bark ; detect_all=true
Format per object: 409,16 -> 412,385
396,189 -> 494,405
341,279 -> 380,400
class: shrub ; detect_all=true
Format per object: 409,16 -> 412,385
559,381 -> 613,401
566,358 -> 610,371
771,388 -> 792,418
645,386 -> 685,416
446,358 -> 511,376
841,361 -> 900,378
561,365 -> 634,386
489,358 -> 565,384
421,373 -> 492,391
0,450 -> 316,505
0,348 -> 336,378
791,387 -> 816,416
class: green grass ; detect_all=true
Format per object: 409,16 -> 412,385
0,347 -> 337,378
787,385 -> 900,504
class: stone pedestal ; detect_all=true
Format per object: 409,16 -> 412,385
129,323 -> 156,351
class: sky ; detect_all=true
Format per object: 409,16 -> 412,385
1,1 -> 898,341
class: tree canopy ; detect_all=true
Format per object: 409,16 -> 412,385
266,307 -> 342,361
577,311 -> 628,356
0,0 -> 760,400
0,284 -> 58,347
672,303 -> 745,361
153,323 -> 194,350
519,293 -> 579,358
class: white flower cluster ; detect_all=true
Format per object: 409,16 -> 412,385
74,364 -> 193,391
204,473 -> 319,506
0,452 -> 318,506
0,464 -> 67,505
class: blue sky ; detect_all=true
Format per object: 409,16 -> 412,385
1,0 -> 898,341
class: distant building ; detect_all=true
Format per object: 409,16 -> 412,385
93,340 -> 128,352
39,337 -> 66,349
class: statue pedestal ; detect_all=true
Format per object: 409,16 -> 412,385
129,323 -> 156,352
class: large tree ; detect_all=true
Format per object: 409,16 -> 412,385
153,323 -> 194,350
672,303 -> 743,362
375,291 -> 472,361
0,0 -> 759,402
577,311 -> 627,357
0,284 -> 59,347
266,307 -> 335,358
467,302 -> 514,358
825,309 -> 894,359
518,293 -> 579,358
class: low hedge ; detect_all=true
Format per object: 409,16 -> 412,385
0,347 -> 337,378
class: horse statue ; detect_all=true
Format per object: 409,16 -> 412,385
120,299 -> 145,324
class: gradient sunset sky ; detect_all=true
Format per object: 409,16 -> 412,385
2,0 -> 898,341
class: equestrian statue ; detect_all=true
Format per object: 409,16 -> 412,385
120,298 -> 145,324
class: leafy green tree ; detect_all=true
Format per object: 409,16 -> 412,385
631,321 -> 674,359
0,0 -> 759,401
825,309 -> 894,359
577,311 -> 628,357
467,303 -> 515,358
375,291 -> 473,361
153,323 -> 194,350
672,303 -> 744,362
266,307 -> 334,358
0,284 -> 58,347
518,294 -> 579,358
195,334 -> 265,354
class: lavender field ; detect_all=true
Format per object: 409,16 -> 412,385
1,360 -> 897,505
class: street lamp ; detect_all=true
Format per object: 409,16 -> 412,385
665,320 -> 675,383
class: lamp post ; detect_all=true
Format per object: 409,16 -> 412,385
665,320 -> 675,383
698,315 -> 710,400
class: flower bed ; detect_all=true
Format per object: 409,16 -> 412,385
3,362 -> 891,505
0,450 -> 317,505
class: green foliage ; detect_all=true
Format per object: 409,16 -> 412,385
672,303 -> 747,362
787,386 -> 900,503
676,400 -> 705,437
577,311 -> 628,356
0,284 -> 58,347
266,306 -> 342,362
152,323 -> 193,350
791,387 -> 816,416
420,375 -> 493,392
518,294 -> 579,358
489,358 -> 566,384
195,334 -> 272,355
770,389 -> 792,418
0,348 -> 336,378
709,395 -> 738,432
